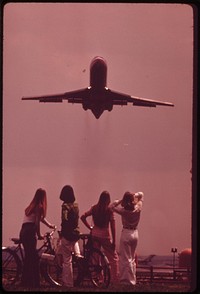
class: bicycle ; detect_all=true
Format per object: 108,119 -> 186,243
2,231 -> 111,289
42,232 -> 111,288
2,228 -> 57,289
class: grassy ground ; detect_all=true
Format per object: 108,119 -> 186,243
3,282 -> 192,293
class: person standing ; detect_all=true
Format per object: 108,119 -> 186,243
19,188 -> 55,288
81,191 -> 119,283
110,191 -> 144,286
59,185 -> 80,287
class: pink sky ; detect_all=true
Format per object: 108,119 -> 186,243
3,3 -> 193,255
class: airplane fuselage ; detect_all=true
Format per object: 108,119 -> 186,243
22,56 -> 174,118
90,56 -> 107,90
86,56 -> 112,118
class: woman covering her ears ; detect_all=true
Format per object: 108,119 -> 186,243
110,191 -> 144,286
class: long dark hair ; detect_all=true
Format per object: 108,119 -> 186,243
97,191 -> 110,209
60,185 -> 75,203
25,188 -> 47,218
121,191 -> 135,211
92,191 -> 111,228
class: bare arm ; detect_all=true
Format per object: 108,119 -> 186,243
80,208 -> 93,231
110,217 -> 116,248
41,217 -> 56,229
35,210 -> 43,239
134,192 -> 144,212
109,199 -> 123,216
109,199 -> 122,209
35,207 -> 56,239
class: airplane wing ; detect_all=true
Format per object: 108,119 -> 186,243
22,88 -> 89,103
107,89 -> 174,107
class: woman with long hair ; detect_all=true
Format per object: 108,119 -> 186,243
110,191 -> 144,286
19,188 -> 55,288
81,191 -> 119,283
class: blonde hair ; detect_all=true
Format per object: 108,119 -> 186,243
25,188 -> 47,219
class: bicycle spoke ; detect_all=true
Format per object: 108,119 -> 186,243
2,232 -> 111,289
88,249 -> 110,288
2,248 -> 21,288
40,257 -> 62,287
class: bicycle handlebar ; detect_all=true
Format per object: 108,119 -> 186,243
44,226 -> 57,238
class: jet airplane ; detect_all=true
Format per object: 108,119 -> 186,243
22,56 -> 174,119
138,254 -> 156,265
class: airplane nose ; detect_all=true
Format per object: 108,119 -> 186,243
92,56 -> 106,62
90,56 -> 107,90
90,56 -> 107,69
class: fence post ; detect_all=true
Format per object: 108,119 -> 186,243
150,266 -> 153,283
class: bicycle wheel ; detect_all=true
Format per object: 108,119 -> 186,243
2,247 -> 22,288
40,253 -> 62,287
40,253 -> 85,287
88,248 -> 111,288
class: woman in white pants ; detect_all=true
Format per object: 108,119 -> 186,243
110,191 -> 144,286
59,185 -> 80,288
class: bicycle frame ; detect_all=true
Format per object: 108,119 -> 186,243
2,229 -> 58,288
43,233 -> 111,288
4,230 -> 56,260
3,230 -> 110,289
3,240 -> 25,264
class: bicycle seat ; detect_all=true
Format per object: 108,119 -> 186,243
11,238 -> 21,244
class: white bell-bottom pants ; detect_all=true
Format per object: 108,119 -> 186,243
119,228 -> 138,285
60,237 -> 76,287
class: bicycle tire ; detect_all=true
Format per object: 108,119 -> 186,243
87,248 -> 111,288
40,254 -> 62,287
2,247 -> 22,288
40,253 -> 84,287
40,249 -> 111,288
